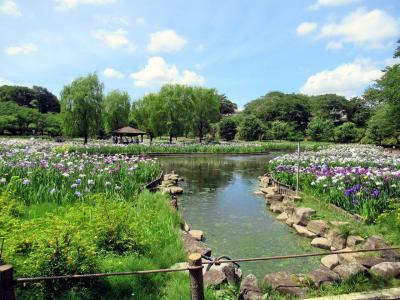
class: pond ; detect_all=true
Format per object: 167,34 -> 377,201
158,154 -> 320,278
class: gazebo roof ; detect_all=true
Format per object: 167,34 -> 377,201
112,126 -> 146,135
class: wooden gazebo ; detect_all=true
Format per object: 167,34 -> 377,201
112,126 -> 146,144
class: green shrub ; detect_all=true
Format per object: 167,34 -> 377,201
307,117 -> 334,141
218,118 -> 237,141
238,115 -> 264,141
334,122 -> 360,143
270,121 -> 296,141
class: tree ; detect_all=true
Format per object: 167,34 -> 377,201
334,122 -> 360,143
307,117 -> 334,141
270,121 -> 295,140
309,94 -> 348,124
219,118 -> 237,141
365,105 -> 397,145
239,115 -> 263,141
219,94 -> 237,115
103,90 -> 130,134
190,87 -> 221,142
346,97 -> 371,127
130,93 -> 164,143
60,74 -> 103,144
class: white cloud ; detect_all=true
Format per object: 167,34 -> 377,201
300,59 -> 383,98
326,41 -> 343,50
103,68 -> 124,78
147,30 -> 187,53
0,0 -> 21,16
136,17 -> 145,25
320,8 -> 400,49
93,28 -> 136,52
309,0 -> 362,10
5,43 -> 38,55
296,22 -> 318,36
55,0 -> 116,10
130,57 -> 204,87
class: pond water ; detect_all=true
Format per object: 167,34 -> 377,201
158,154 -> 320,278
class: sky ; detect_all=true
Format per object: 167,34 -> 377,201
0,0 -> 400,108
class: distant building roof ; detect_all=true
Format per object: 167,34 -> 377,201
112,126 -> 146,135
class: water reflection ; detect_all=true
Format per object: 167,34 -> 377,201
158,155 -> 319,278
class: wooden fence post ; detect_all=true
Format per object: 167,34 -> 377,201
188,253 -> 204,300
0,265 -> 15,300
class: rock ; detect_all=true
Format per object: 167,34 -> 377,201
311,237 -> 331,250
169,186 -> 183,194
189,230 -> 203,241
266,194 -> 284,202
164,173 -> 179,181
285,218 -> 295,227
253,190 -> 264,195
362,235 -> 386,250
203,269 -> 226,286
270,203 -> 284,213
308,268 -> 339,287
240,274 -> 264,300
307,220 -> 329,237
182,233 -> 211,256
326,229 -> 347,250
321,254 -> 340,270
290,195 -> 303,202
293,224 -> 317,238
183,222 -> 190,232
337,247 -> 365,264
332,263 -> 367,279
356,256 -> 386,268
161,180 -> 175,187
263,271 -> 306,296
369,262 -> 400,278
292,207 -> 316,226
380,249 -> 400,262
330,221 -> 349,227
222,263 -> 241,284
346,235 -> 365,247
276,212 -> 288,221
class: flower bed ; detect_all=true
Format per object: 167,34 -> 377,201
268,145 -> 400,222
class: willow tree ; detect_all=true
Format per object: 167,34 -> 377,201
60,74 -> 103,144
103,90 -> 130,133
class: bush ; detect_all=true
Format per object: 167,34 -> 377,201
307,117 -> 334,141
218,118 -> 237,141
334,122 -> 360,143
238,115 -> 263,141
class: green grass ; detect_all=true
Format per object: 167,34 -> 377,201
66,141 -> 328,155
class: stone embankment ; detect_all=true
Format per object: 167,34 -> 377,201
243,174 -> 400,299
160,172 -> 243,288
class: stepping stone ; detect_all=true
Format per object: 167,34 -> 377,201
308,268 -> 339,287
370,262 -> 400,279
332,263 -> 367,280
189,230 -> 203,241
311,237 -> 331,250
321,254 -> 340,270
307,220 -> 329,237
293,224 -> 317,238
182,233 -> 211,256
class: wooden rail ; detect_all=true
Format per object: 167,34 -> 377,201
2,247 -> 400,300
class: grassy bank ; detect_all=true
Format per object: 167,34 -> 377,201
66,141 -> 328,155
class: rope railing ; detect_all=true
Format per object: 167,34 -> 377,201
1,246 -> 399,300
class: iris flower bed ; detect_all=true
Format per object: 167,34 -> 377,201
0,139 -> 160,205
269,145 -> 400,222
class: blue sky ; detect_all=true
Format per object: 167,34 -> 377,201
0,0 -> 399,108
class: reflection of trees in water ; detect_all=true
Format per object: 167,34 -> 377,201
158,155 -> 272,192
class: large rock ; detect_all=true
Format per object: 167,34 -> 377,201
263,272 -> 306,297
260,187 -> 275,195
311,237 -> 331,250
321,254 -> 340,270
369,262 -> 400,278
362,235 -> 400,261
169,186 -> 183,194
270,203 -> 284,213
346,235 -> 365,247
203,269 -> 226,286
326,229 -> 347,250
307,220 -> 329,237
292,207 -> 316,226
189,230 -> 203,241
338,247 -> 366,264
293,224 -> 317,238
332,263 -> 367,279
266,194 -> 284,203
239,274 -> 264,300
308,268 -> 339,287
356,256 -> 386,268
182,233 -> 211,256
276,212 -> 288,221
